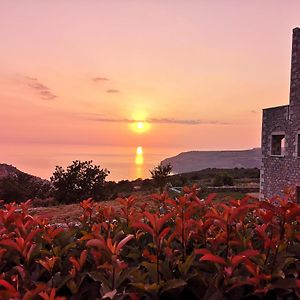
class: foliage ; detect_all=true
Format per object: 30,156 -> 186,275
150,163 -> 173,193
50,160 -> 109,203
212,172 -> 234,187
103,180 -> 134,199
0,189 -> 299,299
0,167 -> 260,205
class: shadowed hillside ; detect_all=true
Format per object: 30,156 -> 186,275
0,163 -> 52,202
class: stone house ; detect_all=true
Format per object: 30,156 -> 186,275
260,27 -> 300,202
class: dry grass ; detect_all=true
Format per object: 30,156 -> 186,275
29,193 -> 157,224
29,190 -> 259,225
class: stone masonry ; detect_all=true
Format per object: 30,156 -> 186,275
260,28 -> 300,202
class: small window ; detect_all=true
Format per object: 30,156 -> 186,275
296,186 -> 300,204
271,134 -> 285,156
297,134 -> 300,157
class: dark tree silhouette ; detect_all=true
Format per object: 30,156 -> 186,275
50,160 -> 109,203
150,163 -> 173,193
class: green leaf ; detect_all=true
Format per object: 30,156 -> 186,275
140,262 -> 158,282
88,271 -> 111,289
55,273 -> 73,291
52,246 -> 61,257
270,278 -> 300,290
179,253 -> 195,277
131,282 -> 160,292
161,279 -> 187,294
202,284 -> 223,300
66,279 -> 78,294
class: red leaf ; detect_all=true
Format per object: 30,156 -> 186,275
86,238 -> 106,250
200,254 -> 226,265
0,239 -> 22,253
116,234 -> 134,255
25,228 -> 41,244
231,250 -> 260,268
286,206 -> 300,221
157,212 -> 174,233
79,249 -> 88,268
158,227 -> 170,241
0,279 -> 18,295
195,248 -> 211,255
144,211 -> 156,229
132,222 -> 154,236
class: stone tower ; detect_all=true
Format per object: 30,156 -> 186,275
290,27 -> 300,120
260,28 -> 300,202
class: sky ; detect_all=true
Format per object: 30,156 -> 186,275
0,1 -> 300,178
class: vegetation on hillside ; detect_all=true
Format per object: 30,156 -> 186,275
0,189 -> 299,299
0,172 -> 52,203
0,161 -> 260,205
212,172 -> 234,187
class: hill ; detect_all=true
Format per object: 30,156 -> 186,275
0,164 -> 22,179
161,148 -> 261,174
0,163 -> 52,202
0,163 -> 48,182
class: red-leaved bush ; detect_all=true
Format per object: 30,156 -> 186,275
0,188 -> 299,299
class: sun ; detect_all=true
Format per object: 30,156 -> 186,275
130,121 -> 150,133
136,121 -> 145,130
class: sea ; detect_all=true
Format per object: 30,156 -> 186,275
0,144 -> 184,182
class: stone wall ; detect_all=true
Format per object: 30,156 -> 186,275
261,105 -> 300,200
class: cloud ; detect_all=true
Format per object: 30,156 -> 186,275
85,115 -> 230,125
26,77 -> 57,100
24,76 -> 38,81
106,89 -> 120,93
148,118 -> 228,125
92,77 -> 109,82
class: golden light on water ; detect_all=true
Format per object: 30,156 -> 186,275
136,146 -> 143,155
135,146 -> 144,165
135,146 -> 144,179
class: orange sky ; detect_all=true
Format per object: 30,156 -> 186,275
0,1 -> 300,176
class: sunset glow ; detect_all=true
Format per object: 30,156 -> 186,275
130,121 -> 151,134
0,1 -> 300,180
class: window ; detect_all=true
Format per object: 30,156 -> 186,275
296,186 -> 300,204
271,134 -> 285,156
297,134 -> 300,157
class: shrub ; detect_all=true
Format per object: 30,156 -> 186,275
212,172 -> 234,186
0,189 -> 299,299
31,197 -> 58,207
50,160 -> 109,204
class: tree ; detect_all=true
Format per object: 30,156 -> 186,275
212,172 -> 234,187
150,163 -> 173,193
50,160 -> 109,203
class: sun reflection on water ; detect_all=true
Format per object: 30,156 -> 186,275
135,146 -> 144,179
135,146 -> 144,165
